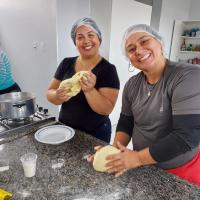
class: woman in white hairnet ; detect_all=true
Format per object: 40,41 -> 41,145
47,17 -> 119,143
104,24 -> 200,186
0,46 -> 21,95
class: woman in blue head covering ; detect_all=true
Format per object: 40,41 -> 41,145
47,17 -> 120,143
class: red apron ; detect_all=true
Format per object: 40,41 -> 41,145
167,149 -> 200,186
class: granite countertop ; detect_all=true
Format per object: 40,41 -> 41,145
0,122 -> 200,200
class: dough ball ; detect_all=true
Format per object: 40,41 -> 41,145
59,71 -> 88,97
93,145 -> 120,172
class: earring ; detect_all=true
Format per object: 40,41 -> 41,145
128,62 -> 135,72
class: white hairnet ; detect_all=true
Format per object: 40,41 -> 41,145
121,24 -> 165,58
71,17 -> 102,45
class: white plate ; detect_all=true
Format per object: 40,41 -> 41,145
34,125 -> 75,145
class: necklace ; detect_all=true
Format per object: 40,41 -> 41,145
146,82 -> 157,97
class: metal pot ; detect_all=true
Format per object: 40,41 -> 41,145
0,92 -> 36,119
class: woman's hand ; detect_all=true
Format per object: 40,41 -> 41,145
80,71 -> 96,93
105,141 -> 143,177
86,145 -> 103,163
55,88 -> 70,102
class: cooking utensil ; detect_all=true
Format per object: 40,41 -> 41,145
0,92 -> 36,119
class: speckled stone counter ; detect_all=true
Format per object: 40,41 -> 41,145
0,121 -> 200,200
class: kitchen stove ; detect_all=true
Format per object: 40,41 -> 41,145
0,107 -> 57,143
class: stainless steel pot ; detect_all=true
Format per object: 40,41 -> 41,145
0,92 -> 36,119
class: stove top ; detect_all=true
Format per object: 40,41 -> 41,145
0,108 -> 57,143
0,113 -> 46,130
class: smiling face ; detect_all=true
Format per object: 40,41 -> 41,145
125,32 -> 164,72
75,25 -> 100,59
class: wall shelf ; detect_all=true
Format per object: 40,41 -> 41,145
170,20 -> 200,64
180,36 -> 200,39
180,51 -> 200,53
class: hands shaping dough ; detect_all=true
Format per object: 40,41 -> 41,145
59,71 -> 89,97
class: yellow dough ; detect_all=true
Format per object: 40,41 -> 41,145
59,71 -> 88,97
93,145 -> 120,172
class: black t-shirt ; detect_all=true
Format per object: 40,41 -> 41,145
54,56 -> 120,134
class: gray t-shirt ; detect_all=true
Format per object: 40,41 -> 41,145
121,60 -> 200,169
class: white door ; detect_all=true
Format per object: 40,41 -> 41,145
109,0 -> 152,125
109,0 -> 152,147
170,20 -> 184,62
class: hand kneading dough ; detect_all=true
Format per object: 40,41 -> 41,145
93,145 -> 120,172
59,71 -> 88,97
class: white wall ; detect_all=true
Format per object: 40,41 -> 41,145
188,0 -> 200,20
56,0 -> 112,63
90,0 -> 112,60
56,0 -> 90,64
159,0 -> 191,57
109,0 -> 152,126
0,0 -> 58,117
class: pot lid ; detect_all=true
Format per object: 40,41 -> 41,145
0,92 -> 35,103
